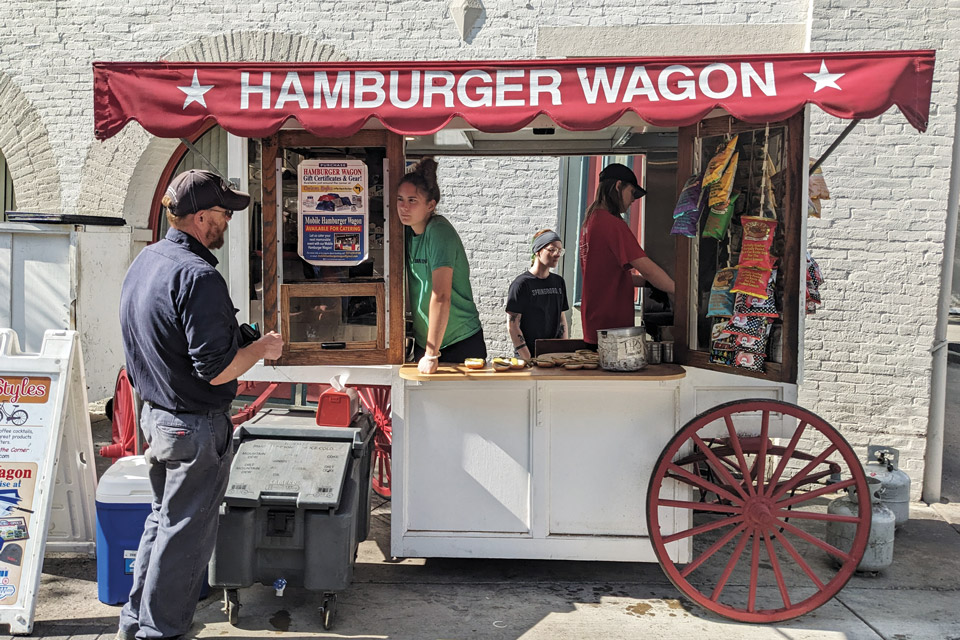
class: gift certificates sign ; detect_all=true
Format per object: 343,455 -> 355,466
298,159 -> 368,266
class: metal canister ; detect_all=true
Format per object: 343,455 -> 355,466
647,341 -> 661,365
661,341 -> 674,363
825,477 -> 895,572
597,326 -> 647,371
864,445 -> 911,529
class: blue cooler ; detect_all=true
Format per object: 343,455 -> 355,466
96,455 -> 153,604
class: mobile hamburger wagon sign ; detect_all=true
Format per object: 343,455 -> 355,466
298,159 -> 369,266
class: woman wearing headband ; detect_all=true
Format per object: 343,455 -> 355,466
579,163 -> 675,347
399,158 -> 486,374
506,229 -> 569,360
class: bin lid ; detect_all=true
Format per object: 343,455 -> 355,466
96,455 -> 154,504
4,212 -> 127,226
224,439 -> 351,509
240,409 -> 372,450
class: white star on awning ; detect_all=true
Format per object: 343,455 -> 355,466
804,60 -> 845,93
178,70 -> 214,109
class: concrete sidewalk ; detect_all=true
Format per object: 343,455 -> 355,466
14,400 -> 960,640
20,497 -> 960,640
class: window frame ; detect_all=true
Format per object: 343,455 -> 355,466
259,130 -> 406,366
673,113 -> 804,383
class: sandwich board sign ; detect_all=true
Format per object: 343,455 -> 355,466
0,329 -> 97,634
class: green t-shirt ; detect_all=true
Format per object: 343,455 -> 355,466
405,215 -> 482,349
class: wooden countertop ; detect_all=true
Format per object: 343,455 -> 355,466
399,363 -> 686,382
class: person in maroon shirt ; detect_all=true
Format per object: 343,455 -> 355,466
578,163 -> 675,346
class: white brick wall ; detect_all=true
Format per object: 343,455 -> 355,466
438,157 -> 560,355
803,0 -> 959,497
0,1 -> 950,496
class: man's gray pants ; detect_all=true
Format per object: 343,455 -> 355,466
119,404 -> 233,639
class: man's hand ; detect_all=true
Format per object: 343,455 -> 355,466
210,331 -> 284,386
257,332 -> 284,360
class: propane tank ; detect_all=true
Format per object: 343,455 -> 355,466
825,477 -> 896,572
864,445 -> 910,529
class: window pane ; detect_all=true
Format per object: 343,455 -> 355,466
0,148 -> 15,214
286,295 -> 379,345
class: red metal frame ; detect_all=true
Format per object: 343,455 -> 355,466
356,386 -> 392,498
646,399 -> 871,623
230,382 -> 393,498
230,382 -> 281,426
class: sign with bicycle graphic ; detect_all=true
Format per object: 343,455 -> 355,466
0,330 -> 97,634
0,377 -> 51,429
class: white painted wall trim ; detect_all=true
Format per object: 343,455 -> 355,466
537,23 -> 808,58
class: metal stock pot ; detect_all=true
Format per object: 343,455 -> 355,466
596,326 -> 647,371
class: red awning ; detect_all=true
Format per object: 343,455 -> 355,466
93,50 -> 935,141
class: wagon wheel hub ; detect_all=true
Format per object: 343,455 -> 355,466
743,497 -> 775,528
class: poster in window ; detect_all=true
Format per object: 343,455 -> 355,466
298,159 -> 368,266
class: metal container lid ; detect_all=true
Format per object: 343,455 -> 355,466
597,325 -> 645,337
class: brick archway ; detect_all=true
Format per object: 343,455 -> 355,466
0,72 -> 61,212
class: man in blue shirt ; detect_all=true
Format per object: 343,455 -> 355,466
117,170 -> 282,640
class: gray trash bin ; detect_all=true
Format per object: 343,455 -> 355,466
209,409 -> 374,630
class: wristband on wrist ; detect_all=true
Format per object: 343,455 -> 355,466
422,354 -> 440,361
515,343 -> 527,351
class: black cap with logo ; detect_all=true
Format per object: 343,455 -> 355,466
165,170 -> 251,217
598,163 -> 646,198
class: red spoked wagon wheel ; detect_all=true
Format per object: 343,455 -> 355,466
647,399 -> 871,623
357,385 -> 392,499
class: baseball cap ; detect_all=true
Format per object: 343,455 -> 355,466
165,169 -> 250,217
598,163 -> 646,198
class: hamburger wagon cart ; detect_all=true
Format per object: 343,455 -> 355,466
92,49 -> 935,623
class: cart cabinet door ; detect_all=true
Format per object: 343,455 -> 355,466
404,384 -> 533,534
673,114 -> 804,384
543,382 -> 677,537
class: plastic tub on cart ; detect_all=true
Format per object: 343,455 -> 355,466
95,455 -> 152,604
208,409 -> 374,630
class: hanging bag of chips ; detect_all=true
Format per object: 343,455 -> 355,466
709,322 -> 737,365
703,192 -> 740,241
808,160 -> 831,218
733,269 -> 778,317
702,135 -> 739,187
734,334 -> 767,354
671,173 -> 707,237
706,267 -> 738,317
708,152 -> 739,209
737,217 -> 778,270
731,266 -> 774,299
673,174 -> 704,219
734,351 -> 766,372
805,252 -> 825,314
722,313 -> 770,340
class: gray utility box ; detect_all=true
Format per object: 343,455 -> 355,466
209,409 -> 373,627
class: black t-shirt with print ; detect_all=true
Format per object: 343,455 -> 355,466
506,272 -> 569,351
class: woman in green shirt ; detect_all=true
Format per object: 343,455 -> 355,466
399,158 -> 486,374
